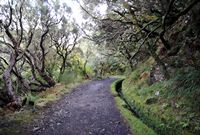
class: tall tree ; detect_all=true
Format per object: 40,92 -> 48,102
0,0 -> 74,105
50,21 -> 79,77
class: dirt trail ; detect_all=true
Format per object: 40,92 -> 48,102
19,78 -> 131,135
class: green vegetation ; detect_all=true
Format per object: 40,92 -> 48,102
121,58 -> 199,135
111,79 -> 157,135
0,0 -> 96,107
58,70 -> 82,84
0,109 -> 36,135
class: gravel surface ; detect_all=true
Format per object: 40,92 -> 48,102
19,78 -> 132,135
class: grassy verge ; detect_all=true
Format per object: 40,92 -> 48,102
35,82 -> 84,108
111,79 -> 157,135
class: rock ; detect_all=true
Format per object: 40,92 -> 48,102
115,121 -> 121,124
145,97 -> 158,105
149,65 -> 166,84
50,119 -> 53,122
100,128 -> 105,133
33,127 -> 40,132
155,91 -> 160,96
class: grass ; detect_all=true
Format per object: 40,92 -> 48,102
111,80 -> 157,135
35,80 -> 88,108
58,70 -> 83,84
0,109 -> 36,135
109,75 -> 126,79
121,58 -> 199,135
35,83 -> 70,107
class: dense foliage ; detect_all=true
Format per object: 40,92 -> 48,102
0,0 -> 91,107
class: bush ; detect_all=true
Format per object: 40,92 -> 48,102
58,70 -> 82,84
121,59 -> 198,135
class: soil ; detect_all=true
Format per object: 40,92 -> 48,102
4,78 -> 132,135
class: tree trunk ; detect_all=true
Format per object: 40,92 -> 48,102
26,51 -> 56,87
60,59 -> 66,75
13,67 -> 31,91
3,52 -> 17,102
2,24 -> 21,105
37,69 -> 56,87
58,56 -> 67,82
41,72 -> 56,87
148,42 -> 170,80
151,51 -> 169,80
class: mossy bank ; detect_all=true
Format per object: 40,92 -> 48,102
113,58 -> 200,135
111,79 -> 157,135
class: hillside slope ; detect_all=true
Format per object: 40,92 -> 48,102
121,58 -> 200,135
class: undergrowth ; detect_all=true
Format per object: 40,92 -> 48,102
58,70 -> 83,84
121,58 -> 200,135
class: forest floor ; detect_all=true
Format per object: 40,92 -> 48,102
3,78 -> 131,135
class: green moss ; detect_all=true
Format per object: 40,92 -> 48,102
36,82 -> 87,108
111,80 -> 119,95
0,127 -> 20,135
111,80 -> 157,135
121,58 -> 197,135
115,96 -> 156,135
123,75 -> 183,134
0,109 -> 37,135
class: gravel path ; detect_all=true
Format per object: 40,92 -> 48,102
20,78 -> 131,135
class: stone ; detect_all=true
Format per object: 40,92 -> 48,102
33,127 -> 40,132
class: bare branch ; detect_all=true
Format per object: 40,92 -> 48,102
19,0 -> 25,44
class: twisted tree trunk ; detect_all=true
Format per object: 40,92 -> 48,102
2,26 -> 20,104
38,70 -> 56,87
3,52 -> 17,102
